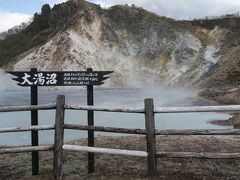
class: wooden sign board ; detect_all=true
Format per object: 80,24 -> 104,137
7,70 -> 113,86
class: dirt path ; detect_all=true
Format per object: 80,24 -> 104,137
1,135 -> 240,180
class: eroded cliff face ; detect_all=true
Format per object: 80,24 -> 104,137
2,0 -> 235,87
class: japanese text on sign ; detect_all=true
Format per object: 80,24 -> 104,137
8,70 -> 113,86
21,73 -> 57,86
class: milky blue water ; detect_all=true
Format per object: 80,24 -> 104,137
0,87 -> 232,146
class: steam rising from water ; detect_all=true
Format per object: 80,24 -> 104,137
0,69 -> 19,91
0,67 -> 202,107
0,68 -> 232,146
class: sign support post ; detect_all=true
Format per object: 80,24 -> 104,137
30,68 -> 39,175
87,68 -> 94,173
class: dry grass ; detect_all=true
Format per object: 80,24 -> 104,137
199,88 -> 240,104
1,135 -> 240,180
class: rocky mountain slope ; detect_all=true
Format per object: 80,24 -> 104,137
0,0 -> 239,88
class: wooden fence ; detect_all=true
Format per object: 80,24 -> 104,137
1,95 -> 240,179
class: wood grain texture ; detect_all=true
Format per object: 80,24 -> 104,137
53,95 -> 65,180
156,152 -> 240,159
155,105 -> 240,113
155,129 -> 240,135
145,98 -> 157,178
63,145 -> 147,157
64,124 -> 146,134
0,104 -> 56,112
0,145 -> 53,154
0,125 -> 55,133
64,104 -> 144,113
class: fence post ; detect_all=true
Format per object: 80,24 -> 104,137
31,68 -> 39,175
53,95 -> 65,180
87,68 -> 95,173
144,98 -> 157,178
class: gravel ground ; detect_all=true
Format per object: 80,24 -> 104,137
1,135 -> 240,180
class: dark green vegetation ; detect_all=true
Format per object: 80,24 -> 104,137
0,29 -> 52,66
0,1 -> 99,67
190,17 -> 240,30
0,4 -> 53,67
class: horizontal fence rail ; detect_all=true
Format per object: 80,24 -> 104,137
0,103 -> 56,112
156,152 -> 240,159
64,125 -> 240,135
65,104 -> 240,114
63,145 -> 148,157
64,124 -> 146,134
65,104 -> 145,113
155,129 -> 240,135
155,105 -> 240,113
0,145 -> 54,154
0,125 -> 55,133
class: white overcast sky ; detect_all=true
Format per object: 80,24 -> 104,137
1,0 -> 240,32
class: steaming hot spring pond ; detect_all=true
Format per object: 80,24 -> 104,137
0,86 -> 232,146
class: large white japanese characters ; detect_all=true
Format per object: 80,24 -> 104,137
21,73 -> 57,86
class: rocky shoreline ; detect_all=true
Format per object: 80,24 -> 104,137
199,88 -> 240,105
210,115 -> 240,128
200,88 -> 240,128
1,135 -> 240,180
